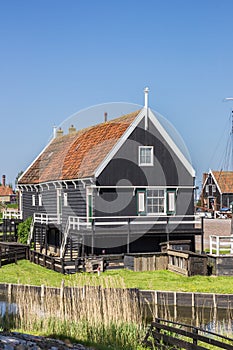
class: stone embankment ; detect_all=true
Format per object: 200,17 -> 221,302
0,332 -> 94,350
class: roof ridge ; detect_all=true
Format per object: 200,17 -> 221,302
56,109 -> 141,140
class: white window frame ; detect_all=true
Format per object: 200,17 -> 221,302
64,192 -> 68,207
86,187 -> 93,222
38,194 -> 42,207
146,189 -> 166,215
138,146 -> 154,166
32,194 -> 36,207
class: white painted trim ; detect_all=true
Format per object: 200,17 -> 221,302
210,170 -> 222,194
92,185 -> 194,189
149,109 -> 195,177
18,177 -> 93,188
202,174 -> 209,194
138,191 -> 145,212
38,194 -> 42,206
138,146 -> 154,166
94,109 -> 145,178
64,192 -> 68,207
72,181 -> 77,189
32,194 -> 36,206
18,137 -> 54,184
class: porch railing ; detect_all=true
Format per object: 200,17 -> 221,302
33,213 -> 200,227
33,213 -> 61,225
60,216 -> 91,258
3,211 -> 22,220
210,235 -> 233,255
31,213 -> 202,258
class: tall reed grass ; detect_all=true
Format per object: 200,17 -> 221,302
9,275 -> 148,350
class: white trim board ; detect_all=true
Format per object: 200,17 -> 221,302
94,108 -> 146,178
149,109 -> 195,177
95,107 -> 195,179
210,170 -> 222,194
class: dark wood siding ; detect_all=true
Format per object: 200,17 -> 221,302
95,117 -> 194,218
61,183 -> 87,230
21,181 -> 88,225
22,190 -> 37,220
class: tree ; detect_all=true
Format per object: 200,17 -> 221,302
17,217 -> 32,244
15,171 -> 24,186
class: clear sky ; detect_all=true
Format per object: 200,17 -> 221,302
1,0 -> 233,190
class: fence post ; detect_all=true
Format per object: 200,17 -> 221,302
61,258 -> 64,274
216,236 -> 220,256
201,216 -> 204,253
8,284 -> 12,298
91,219 -> 95,255
60,279 -> 65,317
41,284 -> 45,299
192,327 -> 198,345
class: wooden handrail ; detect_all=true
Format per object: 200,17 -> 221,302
144,318 -> 233,349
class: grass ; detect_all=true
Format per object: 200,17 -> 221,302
1,260 -> 233,293
4,277 -> 149,350
1,261 -> 233,349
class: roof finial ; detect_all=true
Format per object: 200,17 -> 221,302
144,87 -> 149,109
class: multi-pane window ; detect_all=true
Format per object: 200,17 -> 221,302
139,146 -> 153,166
146,189 -> 165,214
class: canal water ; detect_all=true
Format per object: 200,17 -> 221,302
0,292 -> 232,336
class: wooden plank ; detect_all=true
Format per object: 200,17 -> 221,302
151,331 -> 207,350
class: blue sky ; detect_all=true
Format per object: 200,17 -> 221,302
1,0 -> 233,189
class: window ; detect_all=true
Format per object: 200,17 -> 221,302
38,194 -> 42,206
139,146 -> 153,166
64,193 -> 68,207
146,189 -> 165,214
32,195 -> 36,206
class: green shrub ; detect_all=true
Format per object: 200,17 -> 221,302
17,217 -> 32,244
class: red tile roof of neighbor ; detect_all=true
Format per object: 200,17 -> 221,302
212,171 -> 233,193
18,110 -> 141,184
0,186 -> 13,196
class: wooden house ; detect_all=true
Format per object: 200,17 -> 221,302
201,170 -> 233,213
17,89 -> 200,259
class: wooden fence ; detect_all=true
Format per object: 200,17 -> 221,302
29,250 -> 84,274
0,282 -> 233,311
144,318 -> 233,349
0,242 -> 29,267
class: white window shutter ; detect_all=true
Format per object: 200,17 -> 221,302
138,192 -> 145,212
168,192 -> 175,212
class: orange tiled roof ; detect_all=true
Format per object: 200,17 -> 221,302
18,110 -> 141,184
212,171 -> 233,193
0,186 -> 13,196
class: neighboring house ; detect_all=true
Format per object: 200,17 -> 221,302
0,175 -> 14,204
201,170 -> 233,212
18,90 -> 199,258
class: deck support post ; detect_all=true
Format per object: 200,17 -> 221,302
201,217 -> 204,253
127,219 -> 130,254
91,220 -> 95,255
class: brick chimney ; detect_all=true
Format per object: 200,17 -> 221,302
2,175 -> 6,187
56,127 -> 64,137
68,125 -> 76,134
